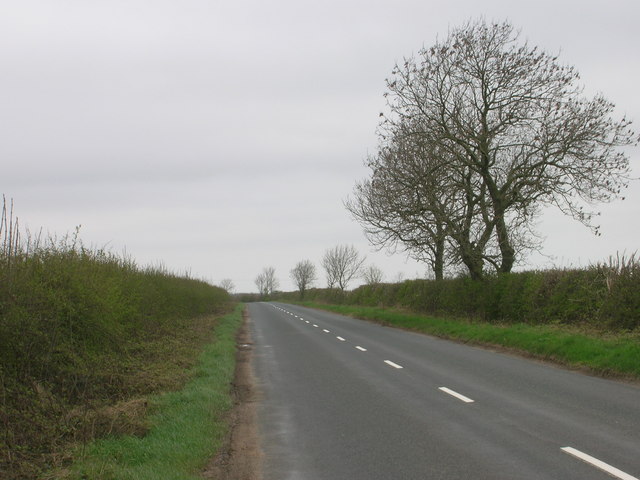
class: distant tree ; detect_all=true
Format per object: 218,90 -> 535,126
255,273 -> 267,297
255,266 -> 279,298
322,244 -> 366,291
362,264 -> 384,285
351,19 -> 638,280
290,260 -> 317,299
219,278 -> 235,294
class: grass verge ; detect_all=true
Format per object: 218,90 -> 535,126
57,304 -> 244,480
297,302 -> 640,379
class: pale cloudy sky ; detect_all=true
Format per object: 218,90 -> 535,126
1,0 -> 639,292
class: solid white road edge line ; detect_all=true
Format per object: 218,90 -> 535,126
438,387 -> 475,403
384,360 -> 403,369
561,447 -> 638,480
336,336 -> 346,341
355,346 -> 367,352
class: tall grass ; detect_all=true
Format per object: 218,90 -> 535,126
596,252 -> 640,330
0,197 -> 233,479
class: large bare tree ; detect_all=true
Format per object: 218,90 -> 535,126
290,260 -> 317,299
322,244 -> 366,291
352,19 -> 637,279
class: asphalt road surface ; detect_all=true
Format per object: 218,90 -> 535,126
249,302 -> 640,480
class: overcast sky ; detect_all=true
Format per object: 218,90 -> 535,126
1,0 -> 639,293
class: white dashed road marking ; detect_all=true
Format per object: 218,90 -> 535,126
336,336 -> 346,342
438,387 -> 474,403
384,360 -> 403,369
561,447 -> 638,480
355,346 -> 367,352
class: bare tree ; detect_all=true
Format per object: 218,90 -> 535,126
255,273 -> 267,297
263,266 -> 279,296
290,260 -> 317,299
255,266 -> 279,298
355,19 -> 637,280
218,278 -> 235,294
362,264 -> 384,285
322,244 -> 366,291
347,127 -> 459,280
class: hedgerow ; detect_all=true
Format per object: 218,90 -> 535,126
1,202 -> 232,479
279,257 -> 640,331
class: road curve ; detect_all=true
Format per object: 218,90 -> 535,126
249,302 -> 640,480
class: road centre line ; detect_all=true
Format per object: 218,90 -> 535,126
438,387 -> 474,403
323,329 -> 330,333
313,324 -> 319,328
336,336 -> 346,342
384,360 -> 404,369
561,447 -> 638,480
355,346 -> 367,352
305,321 -> 310,324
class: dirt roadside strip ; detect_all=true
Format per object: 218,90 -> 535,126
202,308 -> 262,480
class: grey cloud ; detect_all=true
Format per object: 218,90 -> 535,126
2,0 -> 638,292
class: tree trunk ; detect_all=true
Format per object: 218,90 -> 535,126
434,233 -> 445,281
480,161 -> 515,274
495,213 -> 515,273
459,245 -> 483,280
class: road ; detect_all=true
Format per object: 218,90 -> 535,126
249,302 -> 640,480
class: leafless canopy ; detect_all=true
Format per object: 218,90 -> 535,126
349,19 -> 638,280
362,264 -> 384,285
346,129 -> 456,280
218,278 -> 235,294
290,260 -> 317,299
255,266 -> 279,298
322,244 -> 366,291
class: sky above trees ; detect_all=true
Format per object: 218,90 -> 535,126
1,0 -> 639,292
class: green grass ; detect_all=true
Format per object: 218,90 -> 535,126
297,302 -> 640,379
62,304 -> 244,480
